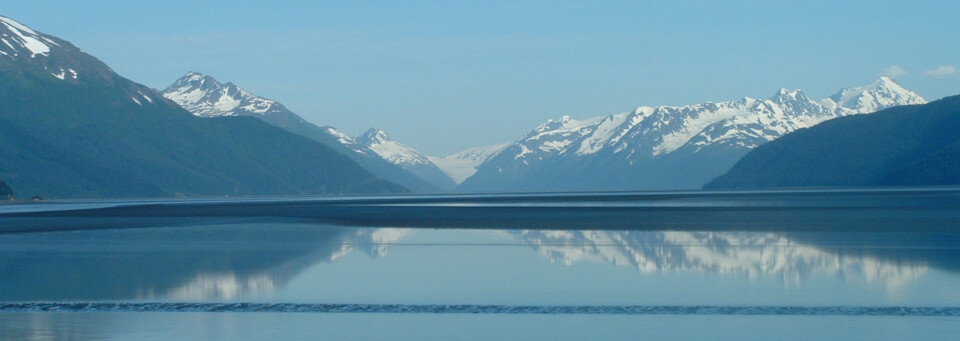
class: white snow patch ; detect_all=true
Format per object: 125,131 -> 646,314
1,38 -> 16,51
0,17 -> 51,57
576,111 -> 630,155
138,90 -> 154,103
325,127 -> 356,146
51,68 -> 65,80
359,129 -> 433,167
653,107 -> 743,156
213,88 -> 242,112
514,144 -> 533,160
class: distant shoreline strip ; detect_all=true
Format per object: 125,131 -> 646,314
1,303 -> 958,316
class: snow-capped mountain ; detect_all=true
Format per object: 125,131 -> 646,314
0,15 -> 78,79
829,76 -> 926,114
0,16 -> 160,103
356,129 -> 436,169
428,143 -> 509,184
0,16 -> 407,197
457,78 -> 926,192
163,72 -> 291,119
0,16 -> 54,58
162,73 -> 446,192
355,128 -> 456,190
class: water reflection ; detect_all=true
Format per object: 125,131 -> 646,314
0,224 -> 955,302
163,228 -> 411,300
0,224 -> 410,301
514,230 -> 934,288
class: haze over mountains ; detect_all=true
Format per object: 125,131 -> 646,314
354,128 -> 456,190
164,69 -> 929,194
0,16 -> 404,198
0,14 -> 953,198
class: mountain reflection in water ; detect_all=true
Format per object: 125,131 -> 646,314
163,228 -> 412,300
514,230 -> 934,288
1,223 -> 955,302
0,224 -> 409,301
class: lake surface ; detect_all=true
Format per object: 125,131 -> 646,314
0,189 -> 958,340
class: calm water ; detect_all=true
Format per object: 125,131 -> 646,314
0,189 -> 958,340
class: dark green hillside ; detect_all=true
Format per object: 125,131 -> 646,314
0,17 -> 405,198
705,95 -> 960,189
0,70 -> 404,197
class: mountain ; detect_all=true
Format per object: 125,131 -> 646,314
0,16 -> 404,198
428,143 -> 509,184
355,128 -> 456,190
162,72 -> 442,192
704,95 -> 960,189
456,78 -> 926,192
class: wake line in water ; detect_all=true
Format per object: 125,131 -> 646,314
2,303 -> 958,316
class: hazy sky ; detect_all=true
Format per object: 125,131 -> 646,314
4,1 -> 959,155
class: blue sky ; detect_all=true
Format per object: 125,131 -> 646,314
4,0 -> 959,155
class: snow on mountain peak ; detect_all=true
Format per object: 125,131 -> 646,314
355,128 -> 433,168
162,72 -> 279,118
486,78 -> 927,166
769,88 -> 810,103
829,77 -> 926,113
356,128 -> 391,145
0,16 -> 89,83
0,16 -> 56,58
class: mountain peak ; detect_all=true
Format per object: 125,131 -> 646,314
183,71 -> 205,78
459,78 -> 928,192
162,72 -> 278,117
167,71 -> 222,91
0,16 -> 122,85
354,128 -> 439,171
356,128 -> 391,145
769,88 -> 808,102
829,77 -> 926,113
0,16 -> 55,58
183,71 -> 211,81
868,76 -> 906,93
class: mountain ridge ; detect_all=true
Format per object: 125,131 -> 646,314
456,77 -> 926,192
0,16 -> 405,198
355,128 -> 457,190
162,72 -> 446,192
704,95 -> 960,189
